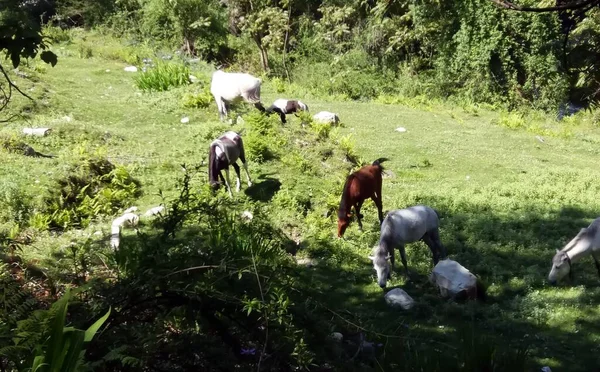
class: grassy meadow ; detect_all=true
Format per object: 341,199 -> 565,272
2,30 -> 600,370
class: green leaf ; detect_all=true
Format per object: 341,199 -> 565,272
83,307 -> 111,343
40,51 -> 58,67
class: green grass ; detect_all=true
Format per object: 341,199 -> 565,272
2,31 -> 600,370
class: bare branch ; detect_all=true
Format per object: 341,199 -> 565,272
490,0 -> 600,12
0,63 -> 34,102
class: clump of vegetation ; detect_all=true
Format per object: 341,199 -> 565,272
134,62 -> 190,92
181,87 -> 213,109
243,111 -> 281,163
42,157 -> 141,230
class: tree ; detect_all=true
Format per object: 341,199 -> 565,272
0,0 -> 58,120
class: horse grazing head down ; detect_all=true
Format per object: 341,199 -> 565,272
548,250 -> 572,285
369,248 -> 392,288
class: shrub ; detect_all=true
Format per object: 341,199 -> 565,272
77,43 -> 94,59
134,62 -> 190,92
181,87 -> 213,109
43,157 -> 141,230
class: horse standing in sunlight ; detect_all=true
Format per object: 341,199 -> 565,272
548,217 -> 600,285
369,205 -> 447,288
210,70 -> 265,121
266,99 -> 309,123
337,158 -> 387,238
208,131 -> 252,197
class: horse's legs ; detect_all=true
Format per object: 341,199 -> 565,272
397,244 -> 409,277
592,251 -> 600,278
428,228 -> 447,260
238,138 -> 253,186
231,162 -> 242,192
223,167 -> 233,197
422,232 -> 440,266
278,111 -> 287,124
355,201 -> 364,231
372,194 -> 384,224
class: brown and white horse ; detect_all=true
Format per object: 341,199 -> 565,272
208,131 -> 252,197
266,99 -> 309,123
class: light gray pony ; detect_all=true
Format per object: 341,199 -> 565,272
548,217 -> 600,285
369,205 -> 447,288
210,70 -> 265,121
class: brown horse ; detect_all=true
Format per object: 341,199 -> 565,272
337,158 -> 387,238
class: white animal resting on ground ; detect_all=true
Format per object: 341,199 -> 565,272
266,99 -> 309,123
548,216 -> 600,285
210,70 -> 265,121
313,111 -> 340,125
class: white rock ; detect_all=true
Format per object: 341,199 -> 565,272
124,66 -> 138,72
313,111 -> 340,125
23,127 -> 51,136
180,116 -> 190,124
189,74 -> 198,83
62,115 -> 72,122
535,135 -> 545,143
241,210 -> 253,221
541,367 -> 552,372
430,259 -> 478,299
329,332 -> 343,343
123,206 -> 138,214
296,257 -> 317,268
105,69 -> 110,72
384,288 -> 415,310
395,127 -> 407,133
144,205 -> 165,217
112,213 -> 139,228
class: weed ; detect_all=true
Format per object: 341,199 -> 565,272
77,44 -> 94,59
181,88 -> 213,109
135,62 -> 190,92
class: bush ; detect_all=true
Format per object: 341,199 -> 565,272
181,87 -> 213,109
134,62 -> 190,92
42,157 -> 141,230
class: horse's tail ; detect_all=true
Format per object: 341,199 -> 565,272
372,157 -> 389,167
338,174 -> 355,219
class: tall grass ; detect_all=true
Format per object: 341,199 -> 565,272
134,62 -> 190,92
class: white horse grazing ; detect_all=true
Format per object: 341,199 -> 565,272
210,70 -> 265,121
369,205 -> 447,288
208,131 -> 252,197
548,217 -> 600,285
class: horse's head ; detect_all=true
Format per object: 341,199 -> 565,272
369,250 -> 392,288
548,249 -> 571,285
337,213 -> 351,238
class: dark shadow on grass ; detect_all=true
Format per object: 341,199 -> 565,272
244,176 -> 281,202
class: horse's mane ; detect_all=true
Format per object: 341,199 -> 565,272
208,142 -> 220,186
338,174 -> 355,219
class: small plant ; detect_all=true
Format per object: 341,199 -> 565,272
135,62 -> 190,92
337,133 -> 361,165
77,44 -> 93,59
271,77 -> 287,93
181,88 -> 213,109
496,112 -> 526,130
310,121 -> 331,140
245,132 -> 274,163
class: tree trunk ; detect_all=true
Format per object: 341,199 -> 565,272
253,34 -> 270,71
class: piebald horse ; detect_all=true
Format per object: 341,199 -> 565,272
369,205 -> 447,288
548,217 -> 600,285
266,99 -> 309,123
210,70 -> 265,121
208,131 -> 252,197
337,158 -> 387,238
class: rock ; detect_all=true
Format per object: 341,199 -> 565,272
124,66 -> 138,72
62,115 -> 72,122
144,205 -> 165,217
23,127 -> 51,136
241,210 -> 253,222
296,257 -> 317,268
395,127 -> 407,133
105,69 -> 110,72
180,116 -> 190,124
123,206 -> 138,214
329,332 -> 343,343
430,259 -> 478,300
384,288 -> 415,310
189,74 -> 198,83
313,111 -> 340,125
541,367 -> 552,372
535,135 -> 545,143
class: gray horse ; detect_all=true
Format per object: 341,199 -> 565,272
548,217 -> 600,285
369,205 -> 447,288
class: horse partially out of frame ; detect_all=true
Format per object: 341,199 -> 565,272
337,158 -> 387,238
548,216 -> 600,285
210,70 -> 265,121
208,131 -> 252,197
369,205 -> 447,288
